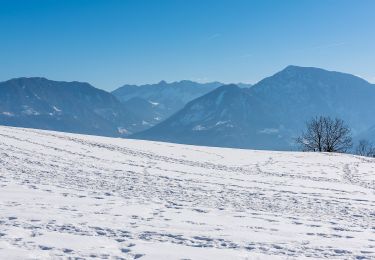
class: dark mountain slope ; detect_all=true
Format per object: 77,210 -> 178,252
132,66 -> 375,150
112,80 -> 224,125
132,84 -> 284,149
0,77 -> 141,136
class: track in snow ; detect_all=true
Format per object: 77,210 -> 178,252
0,126 -> 375,259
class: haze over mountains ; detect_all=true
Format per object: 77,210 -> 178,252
112,80 -> 251,126
0,78 -> 234,136
0,77 -> 143,136
134,66 -> 375,150
0,66 -> 374,150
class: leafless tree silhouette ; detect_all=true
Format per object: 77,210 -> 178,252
296,116 -> 352,153
356,139 -> 375,157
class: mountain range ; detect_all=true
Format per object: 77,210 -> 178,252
133,66 -> 375,150
0,78 -> 236,137
0,77 -> 141,136
112,80 -> 251,127
1,66 -> 374,150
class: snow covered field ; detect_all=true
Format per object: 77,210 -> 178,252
0,126 -> 375,260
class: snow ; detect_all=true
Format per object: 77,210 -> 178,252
21,106 -> 40,116
259,128 -> 279,134
215,121 -> 234,128
0,126 -> 375,259
148,101 -> 159,106
118,127 -> 131,135
215,120 -> 229,126
52,106 -> 62,112
1,112 -> 14,117
192,125 -> 206,131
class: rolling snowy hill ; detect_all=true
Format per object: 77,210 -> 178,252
0,126 -> 375,259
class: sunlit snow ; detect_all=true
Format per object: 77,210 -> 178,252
0,126 -> 374,259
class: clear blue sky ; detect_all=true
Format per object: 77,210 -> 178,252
1,0 -> 374,90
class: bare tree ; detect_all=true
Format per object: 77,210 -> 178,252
296,116 -> 352,153
356,139 -> 375,157
295,116 -> 324,152
322,117 -> 352,152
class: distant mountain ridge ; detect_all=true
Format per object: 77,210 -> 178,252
0,77 -> 143,136
132,84 -> 279,149
133,66 -> 375,150
1,67 -> 374,151
112,80 -> 251,127
0,78 -> 250,137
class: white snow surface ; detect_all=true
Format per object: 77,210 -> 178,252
0,126 -> 375,260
